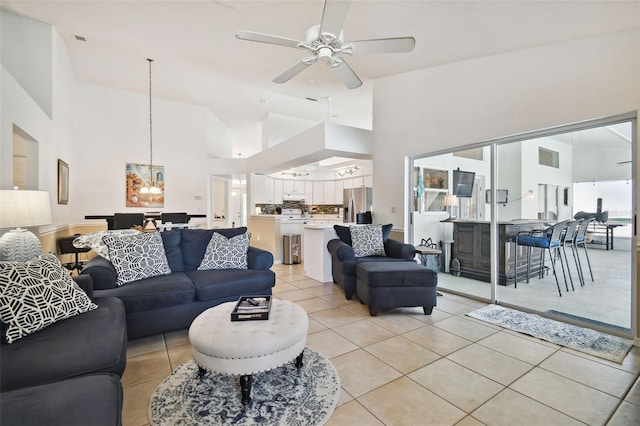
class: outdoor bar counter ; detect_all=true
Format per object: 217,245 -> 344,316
450,219 -> 549,285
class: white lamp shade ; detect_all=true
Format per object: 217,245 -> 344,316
443,195 -> 458,207
0,190 -> 52,229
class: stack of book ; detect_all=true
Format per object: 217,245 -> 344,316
231,296 -> 272,321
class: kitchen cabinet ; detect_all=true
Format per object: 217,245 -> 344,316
252,174 -> 274,204
363,175 -> 373,187
282,179 -> 311,201
333,179 -> 344,204
273,180 -> 283,204
312,181 -> 324,204
312,181 -> 337,204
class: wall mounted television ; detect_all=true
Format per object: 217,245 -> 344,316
485,189 -> 508,204
452,169 -> 475,197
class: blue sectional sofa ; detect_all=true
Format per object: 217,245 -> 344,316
81,227 -> 276,339
1,275 -> 127,425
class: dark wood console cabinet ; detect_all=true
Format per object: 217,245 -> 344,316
451,220 -> 548,285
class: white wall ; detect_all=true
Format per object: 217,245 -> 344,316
0,10 -> 52,118
73,82 -> 227,221
372,30 -> 639,231
1,24 -> 76,232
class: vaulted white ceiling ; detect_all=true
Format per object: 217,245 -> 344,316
3,0 -> 638,158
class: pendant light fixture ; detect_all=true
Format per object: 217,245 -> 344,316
140,58 -> 162,196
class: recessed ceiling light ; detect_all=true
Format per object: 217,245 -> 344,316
74,35 -> 86,42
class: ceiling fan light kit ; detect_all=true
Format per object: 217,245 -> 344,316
236,0 -> 415,89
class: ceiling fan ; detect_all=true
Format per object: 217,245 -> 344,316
236,0 -> 415,89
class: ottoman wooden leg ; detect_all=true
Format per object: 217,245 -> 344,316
240,375 -> 252,404
197,366 -> 206,379
295,351 -> 304,369
369,305 -> 378,316
423,305 -> 434,315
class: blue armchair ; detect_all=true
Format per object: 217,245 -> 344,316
327,225 -> 416,300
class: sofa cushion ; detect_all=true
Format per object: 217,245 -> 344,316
0,253 -> 98,344
72,229 -> 140,260
198,232 -> 250,270
0,373 -> 123,426
180,227 -> 248,270
0,296 -> 126,392
161,229 -> 185,272
103,232 -> 171,286
94,272 -> 195,313
334,224 -> 392,246
350,224 -> 386,257
187,269 -> 275,302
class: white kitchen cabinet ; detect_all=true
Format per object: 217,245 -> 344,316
312,181 -> 324,204
303,181 -> 313,202
342,178 -> 353,189
273,179 -> 283,204
363,175 -> 373,187
333,179 -> 344,204
323,181 -> 335,203
312,181 -> 337,204
252,174 -> 274,204
282,180 -> 295,194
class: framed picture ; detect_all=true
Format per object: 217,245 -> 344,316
57,159 -> 69,204
125,162 -> 165,208
422,168 -> 448,189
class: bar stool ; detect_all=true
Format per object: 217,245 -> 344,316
57,234 -> 91,273
514,221 -> 569,296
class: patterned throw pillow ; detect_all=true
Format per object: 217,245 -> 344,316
350,224 -> 386,257
102,232 -> 171,286
198,232 -> 251,270
72,229 -> 141,260
0,253 -> 98,344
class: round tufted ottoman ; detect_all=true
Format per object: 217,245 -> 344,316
189,299 -> 308,404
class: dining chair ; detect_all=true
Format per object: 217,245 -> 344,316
514,220 -> 570,297
160,212 -> 189,224
574,217 -> 595,282
113,213 -> 145,230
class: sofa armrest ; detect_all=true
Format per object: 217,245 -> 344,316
247,246 -> 274,270
384,239 -> 416,259
80,256 -> 118,290
72,275 -> 94,300
327,239 -> 355,261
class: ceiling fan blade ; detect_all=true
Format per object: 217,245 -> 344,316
348,37 -> 416,54
236,31 -> 303,49
273,60 -> 313,84
331,59 -> 362,89
319,0 -> 351,40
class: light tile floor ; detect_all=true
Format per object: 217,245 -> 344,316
122,263 -> 640,426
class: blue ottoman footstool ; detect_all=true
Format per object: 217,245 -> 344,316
356,262 -> 438,316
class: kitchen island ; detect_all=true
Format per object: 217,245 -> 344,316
303,224 -> 338,282
247,215 -> 341,264
451,219 -> 549,285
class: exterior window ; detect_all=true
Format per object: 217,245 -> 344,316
538,147 -> 559,168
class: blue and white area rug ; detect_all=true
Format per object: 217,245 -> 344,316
149,348 -> 340,425
467,305 -> 633,363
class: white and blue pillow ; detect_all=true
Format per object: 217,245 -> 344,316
0,253 -> 98,343
198,232 -> 251,270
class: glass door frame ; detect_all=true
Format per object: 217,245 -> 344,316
407,112 -> 637,337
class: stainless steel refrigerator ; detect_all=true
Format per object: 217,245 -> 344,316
343,187 -> 373,223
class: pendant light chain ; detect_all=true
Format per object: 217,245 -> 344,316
148,58 -> 154,187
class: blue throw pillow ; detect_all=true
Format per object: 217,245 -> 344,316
180,227 -> 248,270
334,224 -> 392,246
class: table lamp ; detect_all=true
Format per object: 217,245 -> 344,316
444,194 -> 458,219
0,190 -> 52,262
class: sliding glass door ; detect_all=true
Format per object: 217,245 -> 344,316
410,114 -> 636,336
